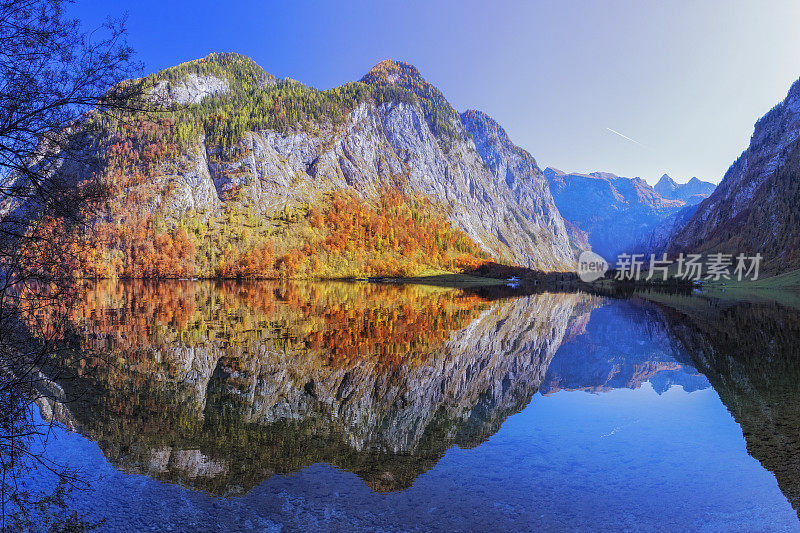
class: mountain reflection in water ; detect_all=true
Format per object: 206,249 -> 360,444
40,281 -> 600,494
28,281 -> 800,530
651,293 -> 800,517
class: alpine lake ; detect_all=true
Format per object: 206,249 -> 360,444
23,279 -> 800,531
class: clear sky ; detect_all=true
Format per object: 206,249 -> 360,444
70,0 -> 800,185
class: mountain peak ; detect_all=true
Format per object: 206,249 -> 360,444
361,59 -> 463,143
653,173 -> 715,205
161,53 -> 271,80
656,173 -> 677,186
654,173 -> 679,196
362,60 -> 423,83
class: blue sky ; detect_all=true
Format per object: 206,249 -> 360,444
71,0 -> 800,185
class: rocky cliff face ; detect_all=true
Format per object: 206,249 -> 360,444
107,55 -> 577,271
545,167 -> 686,260
633,203 -> 700,255
668,76 -> 800,270
148,74 -> 232,105
460,110 -> 574,266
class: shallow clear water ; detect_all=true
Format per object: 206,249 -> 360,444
23,282 -> 800,531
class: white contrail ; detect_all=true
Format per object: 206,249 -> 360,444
606,127 -> 646,148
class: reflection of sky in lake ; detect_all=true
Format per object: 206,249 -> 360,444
34,377 -> 798,531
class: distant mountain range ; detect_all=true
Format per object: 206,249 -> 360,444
545,168 -> 714,260
654,174 -> 716,204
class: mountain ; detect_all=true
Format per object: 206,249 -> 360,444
8,53 -> 577,278
668,76 -> 800,272
654,174 -> 715,205
654,174 -> 679,197
634,203 -> 701,255
545,167 -> 686,260
459,109 -> 573,264
633,175 -> 714,255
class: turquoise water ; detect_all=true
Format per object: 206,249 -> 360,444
23,282 -> 800,531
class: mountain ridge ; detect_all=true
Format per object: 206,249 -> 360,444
544,167 -> 698,260
655,174 -> 715,204
12,53 -> 578,278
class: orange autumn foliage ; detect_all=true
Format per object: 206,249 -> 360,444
69,185 -> 488,279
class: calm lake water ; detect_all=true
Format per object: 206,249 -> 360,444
26,281 -> 800,531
